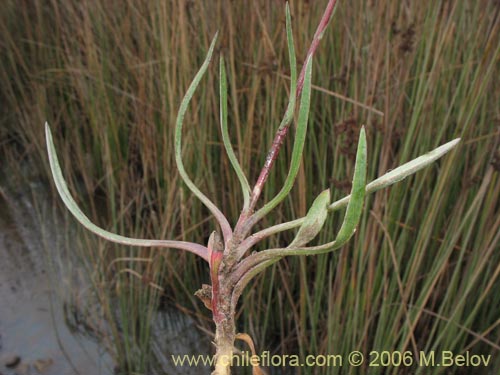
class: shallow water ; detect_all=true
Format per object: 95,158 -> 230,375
0,185 -> 114,375
0,175 -> 210,375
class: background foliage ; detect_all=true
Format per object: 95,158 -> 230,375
1,0 -> 499,374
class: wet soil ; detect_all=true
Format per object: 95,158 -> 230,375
0,175 -> 210,374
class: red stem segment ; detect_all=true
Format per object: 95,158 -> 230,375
295,0 -> 337,99
243,0 -> 338,219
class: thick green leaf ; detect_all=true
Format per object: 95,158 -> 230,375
242,138 -> 461,250
234,133 -> 461,279
288,189 -> 330,248
327,138 -> 460,212
234,127 -> 367,279
333,126 -> 367,245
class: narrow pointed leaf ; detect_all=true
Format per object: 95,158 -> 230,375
288,189 -> 330,248
234,133 -> 460,278
242,138 -> 461,251
219,56 -> 251,209
234,127 -> 367,276
45,123 -> 209,261
334,126 -> 367,245
327,138 -> 461,212
253,56 -> 313,222
278,2 -> 298,130
238,3 -> 299,221
174,33 -> 232,242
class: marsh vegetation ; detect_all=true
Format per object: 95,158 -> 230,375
1,0 -> 499,374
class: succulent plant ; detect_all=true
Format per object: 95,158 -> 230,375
45,1 -> 460,373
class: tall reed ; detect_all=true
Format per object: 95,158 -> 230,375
1,0 -> 499,374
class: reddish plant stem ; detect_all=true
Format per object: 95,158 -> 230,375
208,232 -> 225,321
237,0 -> 338,231
210,251 -> 223,321
295,0 -> 337,99
248,126 -> 288,211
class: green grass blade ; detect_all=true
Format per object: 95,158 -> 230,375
219,56 -> 251,210
45,123 -> 210,261
174,33 -> 233,242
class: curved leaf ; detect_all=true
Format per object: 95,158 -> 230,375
45,123 -> 209,261
174,33 -> 232,243
219,56 -> 251,209
333,126 -> 367,245
233,127 -> 367,278
278,2 -> 298,130
328,138 -> 460,212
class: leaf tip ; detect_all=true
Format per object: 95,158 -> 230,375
320,188 -> 331,202
44,121 -> 51,138
359,125 -> 366,140
208,32 -> 219,55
